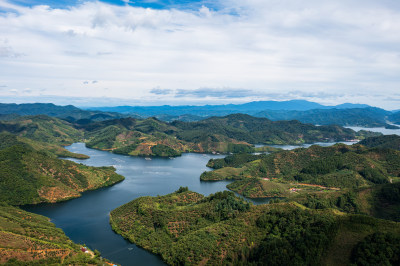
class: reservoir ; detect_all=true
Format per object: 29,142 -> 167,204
23,131 -> 394,265
24,143 -> 231,266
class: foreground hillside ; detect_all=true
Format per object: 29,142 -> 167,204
0,203 -> 111,265
0,133 -> 124,205
110,189 -> 400,265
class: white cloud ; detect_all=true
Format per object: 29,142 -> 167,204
0,0 -> 399,109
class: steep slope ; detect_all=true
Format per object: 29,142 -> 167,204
0,203 -> 110,265
0,115 -> 83,146
0,134 -> 124,205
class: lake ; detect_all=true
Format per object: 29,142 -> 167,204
23,143 -> 239,266
23,129 -> 396,265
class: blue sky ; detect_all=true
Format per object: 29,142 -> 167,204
1,0 -> 400,108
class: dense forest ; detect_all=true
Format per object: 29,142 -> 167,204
0,133 -> 124,205
110,188 -> 400,265
359,134 -> 400,150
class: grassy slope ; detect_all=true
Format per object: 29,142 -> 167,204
0,203 -> 111,265
110,190 -> 400,265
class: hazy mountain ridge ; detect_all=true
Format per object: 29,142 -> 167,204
2,101 -> 398,128
88,100 -> 372,116
0,103 -> 128,123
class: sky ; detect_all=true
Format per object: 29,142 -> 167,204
0,0 -> 399,109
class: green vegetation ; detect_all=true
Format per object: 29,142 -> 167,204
0,133 -> 124,205
202,144 -> 400,199
351,232 -> 400,265
0,203 -> 112,265
0,113 -> 380,158
0,102 -> 127,123
256,107 -> 392,127
207,153 -> 268,169
0,115 -> 83,146
359,134 -> 400,150
110,189 -> 400,265
79,113 -> 376,157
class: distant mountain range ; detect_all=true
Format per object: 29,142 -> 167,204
0,103 -> 130,123
88,100 -> 372,116
1,101 -> 400,128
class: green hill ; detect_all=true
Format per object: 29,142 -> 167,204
0,133 -> 124,205
0,203 -> 111,265
359,135 -> 400,150
0,115 -> 83,146
255,107 -> 392,127
110,189 -> 400,265
80,114 -> 378,157
201,144 -> 400,198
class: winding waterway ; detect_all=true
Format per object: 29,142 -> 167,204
23,126 -> 400,266
24,143 -> 236,266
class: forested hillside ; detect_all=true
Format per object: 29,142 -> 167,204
201,144 -> 400,198
0,204 -> 110,265
110,188 -> 400,265
359,134 -> 400,150
0,133 -> 124,205
0,115 -> 83,146
81,113 -> 379,157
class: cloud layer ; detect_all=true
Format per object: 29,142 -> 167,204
0,0 -> 399,108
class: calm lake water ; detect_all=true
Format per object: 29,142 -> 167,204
345,126 -> 400,136
23,143 -> 240,266
23,127 -> 399,266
